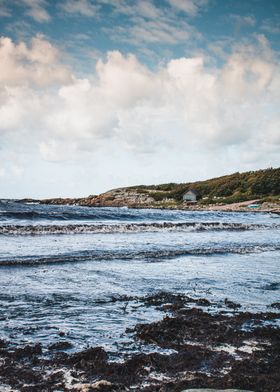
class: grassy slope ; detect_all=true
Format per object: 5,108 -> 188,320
126,167 -> 280,205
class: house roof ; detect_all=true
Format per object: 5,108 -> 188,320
184,189 -> 198,195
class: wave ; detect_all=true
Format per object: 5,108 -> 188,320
262,282 -> 280,291
0,203 -> 180,222
0,209 -> 173,222
1,244 -> 279,266
0,209 -> 112,221
0,206 -> 147,222
0,221 -> 276,235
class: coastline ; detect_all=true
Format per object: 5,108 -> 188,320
20,197 -> 280,215
16,167 -> 280,214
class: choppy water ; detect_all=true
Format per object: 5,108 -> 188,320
0,200 -> 279,357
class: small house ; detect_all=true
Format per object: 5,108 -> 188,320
182,189 -> 197,202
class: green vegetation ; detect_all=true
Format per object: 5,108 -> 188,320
128,168 -> 280,205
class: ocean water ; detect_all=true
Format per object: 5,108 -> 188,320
0,200 -> 279,357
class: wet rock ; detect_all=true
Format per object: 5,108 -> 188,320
0,364 -> 45,389
0,339 -> 6,348
263,282 -> 280,291
72,382 -> 112,391
0,296 -> 279,392
270,302 -> 280,309
143,292 -> 189,307
72,383 -> 94,391
181,390 -> 253,391
224,298 -> 241,309
47,369 -> 65,385
11,343 -> 42,359
135,308 -> 239,348
142,291 -> 212,311
109,294 -> 136,303
91,379 -> 113,390
196,298 -> 211,306
68,347 -> 108,369
0,345 -> 8,359
48,341 -> 73,350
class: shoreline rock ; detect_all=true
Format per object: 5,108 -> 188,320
0,293 -> 279,391
17,193 -> 280,214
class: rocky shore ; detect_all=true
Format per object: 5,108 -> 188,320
21,188 -> 280,214
18,167 -> 280,213
1,293 -> 279,392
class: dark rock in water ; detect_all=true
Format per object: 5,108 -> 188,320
142,291 -> 212,311
143,291 -> 189,307
134,307 -> 233,348
0,362 -> 45,390
105,292 -> 213,314
270,302 -> 280,309
0,339 -> 6,348
263,282 -> 280,291
109,294 -> 136,303
196,298 -> 211,306
0,296 -> 279,391
224,298 -> 241,309
181,388 -> 253,392
67,346 -> 108,368
48,341 -> 73,350
11,343 -> 42,359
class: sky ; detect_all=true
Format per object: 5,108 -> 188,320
0,0 -> 279,198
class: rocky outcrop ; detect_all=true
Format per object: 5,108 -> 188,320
39,188 -> 174,209
34,191 -> 280,212
85,188 -> 155,207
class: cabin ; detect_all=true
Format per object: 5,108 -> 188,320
182,189 -> 198,202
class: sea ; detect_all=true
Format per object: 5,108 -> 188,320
0,199 -> 279,358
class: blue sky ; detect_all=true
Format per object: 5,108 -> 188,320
0,0 -> 279,198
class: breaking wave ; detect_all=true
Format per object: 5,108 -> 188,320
0,209 -> 141,222
1,244 -> 279,266
0,221 -> 276,235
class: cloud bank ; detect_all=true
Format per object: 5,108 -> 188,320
0,33 -> 279,196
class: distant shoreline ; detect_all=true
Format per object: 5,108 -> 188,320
11,167 -> 280,214
15,167 -> 279,213
18,197 -> 280,214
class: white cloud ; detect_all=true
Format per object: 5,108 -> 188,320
39,139 -> 78,161
101,0 -> 161,19
230,14 -> 256,36
0,35 -> 73,86
10,164 -> 24,176
261,19 -> 280,34
167,0 -> 208,16
101,0 -> 199,46
230,14 -> 256,28
42,42 -> 280,156
122,17 -> 195,45
22,0 -> 50,22
0,35 -> 279,195
0,1 -> 11,17
0,167 -> 6,177
136,0 -> 161,19
60,0 -> 99,17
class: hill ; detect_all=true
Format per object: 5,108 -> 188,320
127,167 -> 280,205
39,168 -> 280,211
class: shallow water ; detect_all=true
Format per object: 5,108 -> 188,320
0,200 -> 279,357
